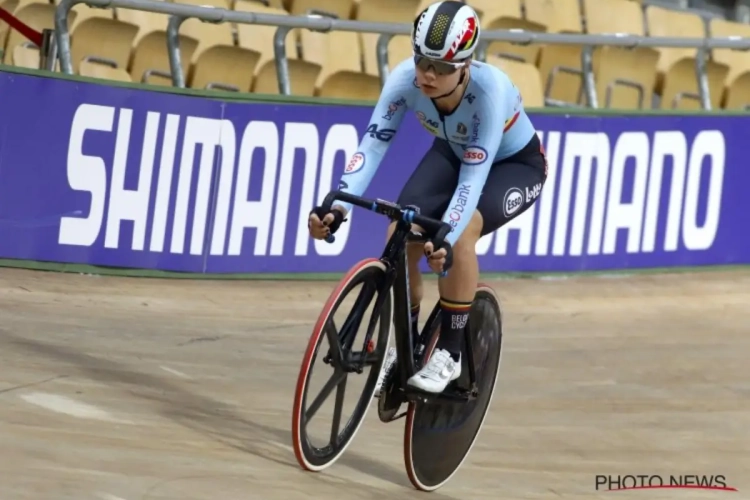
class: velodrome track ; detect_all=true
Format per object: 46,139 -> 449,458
0,266 -> 748,499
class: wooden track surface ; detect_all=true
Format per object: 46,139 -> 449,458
0,268 -> 748,499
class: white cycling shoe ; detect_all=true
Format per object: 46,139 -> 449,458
407,348 -> 461,394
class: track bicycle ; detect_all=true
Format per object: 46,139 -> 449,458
291,191 -> 504,491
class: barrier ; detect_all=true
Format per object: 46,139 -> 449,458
52,0 -> 750,110
0,67 -> 747,275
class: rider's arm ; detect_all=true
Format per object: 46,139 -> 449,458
442,86 -> 516,247
333,60 -> 416,215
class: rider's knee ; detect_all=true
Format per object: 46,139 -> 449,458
452,211 -> 483,255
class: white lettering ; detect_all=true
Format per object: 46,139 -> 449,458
204,120 -> 236,256
59,104 -> 112,246
553,132 -> 610,256
269,123 -> 319,256
229,121 -> 279,256
534,131 -> 559,256
642,131 -> 687,253
105,109 -> 156,251
683,130 -> 724,250
149,114 -> 180,252
603,131 -> 649,254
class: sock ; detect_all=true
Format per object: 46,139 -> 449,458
437,298 -> 471,362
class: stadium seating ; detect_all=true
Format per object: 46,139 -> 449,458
0,0 -> 746,109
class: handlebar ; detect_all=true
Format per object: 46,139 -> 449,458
320,191 -> 453,276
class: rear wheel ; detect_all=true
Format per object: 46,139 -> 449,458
292,258 -> 393,472
403,284 -> 504,491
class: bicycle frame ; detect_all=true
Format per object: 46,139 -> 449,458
320,191 -> 478,403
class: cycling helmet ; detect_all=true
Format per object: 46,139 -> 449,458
412,1 -> 481,62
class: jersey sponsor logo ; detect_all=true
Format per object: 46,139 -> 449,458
344,152 -> 365,174
470,113 -> 481,142
503,187 -> 524,217
416,111 -> 440,134
447,184 -> 471,230
464,93 -> 476,104
526,182 -> 542,202
382,97 -> 406,121
463,146 -> 488,165
366,123 -> 396,142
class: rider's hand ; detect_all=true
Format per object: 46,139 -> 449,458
423,240 -> 453,274
308,206 -> 347,240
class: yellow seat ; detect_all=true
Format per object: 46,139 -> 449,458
234,2 -> 321,95
529,0 -> 585,105
79,59 -> 133,82
480,0 -> 543,67
11,43 -> 40,68
709,18 -> 750,109
4,0 -> 78,66
583,0 -> 658,109
117,8 -> 176,85
358,0 -> 420,81
486,55 -> 544,108
646,5 -> 729,109
361,33 -> 412,76
68,6 -> 138,73
300,29 -> 380,100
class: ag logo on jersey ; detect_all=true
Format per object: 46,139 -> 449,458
344,152 -> 366,174
463,146 -> 488,165
503,187 -> 524,217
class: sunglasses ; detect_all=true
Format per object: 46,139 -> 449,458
414,54 -> 465,75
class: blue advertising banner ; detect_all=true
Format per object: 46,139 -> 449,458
0,71 -> 746,273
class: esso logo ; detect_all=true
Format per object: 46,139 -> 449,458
345,152 -> 365,173
503,188 -> 523,217
463,146 -> 488,165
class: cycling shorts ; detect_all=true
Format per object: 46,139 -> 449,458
396,133 -> 548,238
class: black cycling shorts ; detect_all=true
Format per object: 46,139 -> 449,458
396,133 -> 548,238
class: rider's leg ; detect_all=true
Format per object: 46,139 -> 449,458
434,210 -> 484,360
384,221 -> 427,332
405,211 -> 483,393
408,134 -> 549,394
375,222 -> 428,396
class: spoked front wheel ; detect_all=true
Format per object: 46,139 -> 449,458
292,258 -> 393,472
404,284 -> 504,491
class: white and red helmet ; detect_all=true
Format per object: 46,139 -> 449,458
412,1 -> 481,62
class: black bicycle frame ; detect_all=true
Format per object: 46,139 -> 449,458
320,190 -> 478,400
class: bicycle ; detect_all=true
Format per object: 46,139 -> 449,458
291,190 -> 504,492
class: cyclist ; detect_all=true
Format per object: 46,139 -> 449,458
308,0 -> 547,395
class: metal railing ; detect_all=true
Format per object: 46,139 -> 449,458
53,0 -> 750,109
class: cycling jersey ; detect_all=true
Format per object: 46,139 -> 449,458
336,57 -> 537,246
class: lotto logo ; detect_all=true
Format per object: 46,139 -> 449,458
526,183 -> 542,202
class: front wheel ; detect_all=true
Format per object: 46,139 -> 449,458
403,284 -> 504,491
292,258 -> 393,472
